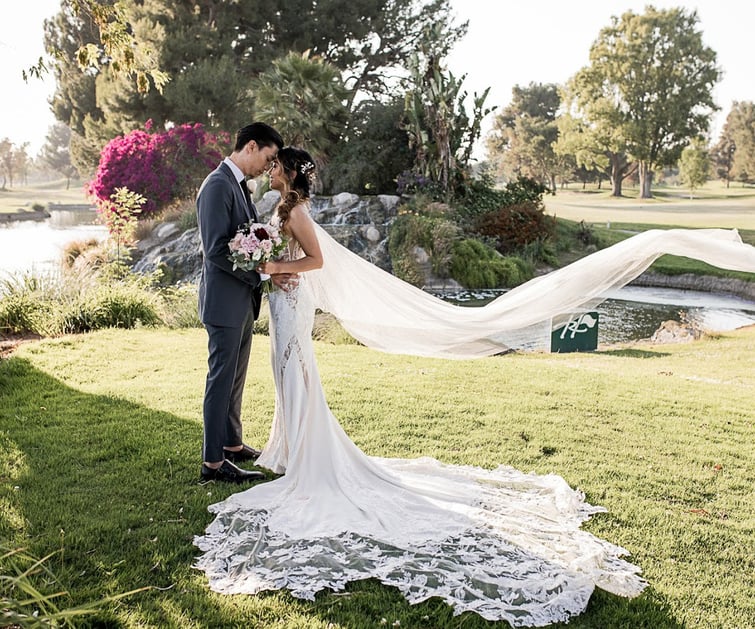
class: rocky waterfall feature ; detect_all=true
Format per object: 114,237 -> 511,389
132,192 -> 401,284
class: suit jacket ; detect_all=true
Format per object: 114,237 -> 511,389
197,161 -> 262,326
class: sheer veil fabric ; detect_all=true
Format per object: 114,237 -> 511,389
307,224 -> 755,358
194,218 -> 755,625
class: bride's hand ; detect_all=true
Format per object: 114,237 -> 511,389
271,272 -> 299,292
258,261 -> 276,274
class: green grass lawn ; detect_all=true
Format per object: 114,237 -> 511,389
0,180 -> 88,214
1,326 -> 754,628
545,181 -> 755,231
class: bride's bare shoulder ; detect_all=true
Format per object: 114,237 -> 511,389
289,201 -> 313,221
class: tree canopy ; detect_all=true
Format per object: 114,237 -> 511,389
44,0 -> 465,173
486,83 -> 561,192
567,6 -> 720,198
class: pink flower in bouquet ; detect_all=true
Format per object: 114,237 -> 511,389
228,222 -> 287,273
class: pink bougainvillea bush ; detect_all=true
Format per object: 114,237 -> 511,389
86,121 -> 230,219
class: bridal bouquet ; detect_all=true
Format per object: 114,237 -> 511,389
228,222 -> 287,280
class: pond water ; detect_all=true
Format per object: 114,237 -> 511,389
0,208 -> 108,276
437,286 -> 755,344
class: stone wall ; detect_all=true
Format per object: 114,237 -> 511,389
629,272 -> 755,301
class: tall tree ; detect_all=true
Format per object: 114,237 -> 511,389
557,85 -> 636,196
251,51 -> 351,163
485,83 -> 560,191
44,0 -> 465,157
34,0 -> 167,93
568,6 -> 720,198
724,101 -> 755,185
678,138 -> 710,198
320,98 -> 413,195
0,139 -> 13,189
12,145 -> 31,187
41,123 -> 80,188
0,140 -> 30,189
710,127 -> 736,188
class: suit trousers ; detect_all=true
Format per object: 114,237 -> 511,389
202,309 -> 255,463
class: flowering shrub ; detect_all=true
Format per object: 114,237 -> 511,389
86,121 -> 230,218
473,201 -> 556,254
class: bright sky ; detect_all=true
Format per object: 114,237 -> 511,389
2,0 -> 753,157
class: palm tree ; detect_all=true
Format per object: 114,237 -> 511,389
251,51 -> 352,163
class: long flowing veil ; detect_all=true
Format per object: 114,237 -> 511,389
307,225 -> 755,358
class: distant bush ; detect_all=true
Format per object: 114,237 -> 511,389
61,238 -> 102,269
387,212 -> 461,285
473,201 -> 556,255
449,239 -> 533,289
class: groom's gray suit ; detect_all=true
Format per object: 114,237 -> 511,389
197,160 -> 262,464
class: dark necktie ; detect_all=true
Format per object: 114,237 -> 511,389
239,179 -> 254,214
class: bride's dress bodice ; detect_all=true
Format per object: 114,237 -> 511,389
194,213 -> 646,626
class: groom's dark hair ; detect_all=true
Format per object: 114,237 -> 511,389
235,122 -> 283,152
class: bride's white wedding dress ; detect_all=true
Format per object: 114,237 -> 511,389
194,214 -> 755,625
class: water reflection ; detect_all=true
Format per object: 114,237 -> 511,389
436,287 -> 755,344
0,208 -> 108,275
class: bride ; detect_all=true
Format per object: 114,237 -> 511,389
194,147 -> 755,625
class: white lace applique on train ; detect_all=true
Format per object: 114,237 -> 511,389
193,212 -> 656,626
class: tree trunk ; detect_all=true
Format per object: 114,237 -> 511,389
639,161 -> 653,198
610,154 -> 623,196
610,174 -> 622,196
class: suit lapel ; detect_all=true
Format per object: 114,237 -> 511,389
219,162 -> 253,222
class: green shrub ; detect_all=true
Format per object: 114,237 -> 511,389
0,292 -> 52,335
519,238 -> 559,267
87,284 -> 161,329
313,311 -> 361,345
449,238 -> 533,288
0,265 -> 163,337
454,176 -> 548,219
387,213 -> 461,285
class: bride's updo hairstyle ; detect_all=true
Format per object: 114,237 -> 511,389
276,146 -> 316,227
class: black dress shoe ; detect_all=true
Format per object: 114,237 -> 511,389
223,444 -> 262,463
200,460 -> 265,484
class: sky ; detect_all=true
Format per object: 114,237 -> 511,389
1,0 -> 754,157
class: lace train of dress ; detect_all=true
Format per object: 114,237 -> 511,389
194,233 -> 649,625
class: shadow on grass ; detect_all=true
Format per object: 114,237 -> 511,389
596,348 -> 671,358
0,357 -> 684,628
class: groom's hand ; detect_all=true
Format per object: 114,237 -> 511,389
271,272 -> 299,292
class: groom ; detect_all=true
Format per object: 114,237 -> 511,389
196,122 -> 285,483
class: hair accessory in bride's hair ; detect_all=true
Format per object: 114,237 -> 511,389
299,160 -> 316,184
